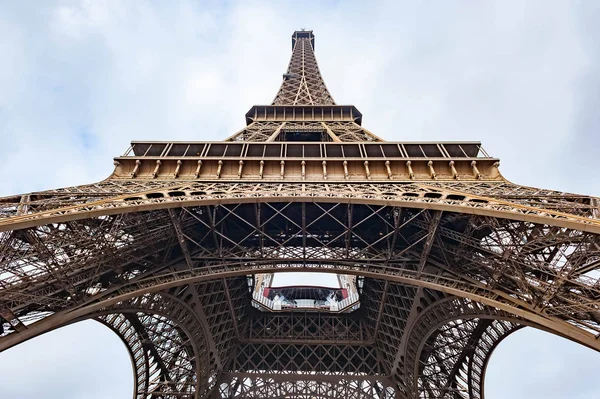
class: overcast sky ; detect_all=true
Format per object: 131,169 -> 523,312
1,1 -> 599,398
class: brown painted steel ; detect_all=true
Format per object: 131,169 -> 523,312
1,30 -> 599,399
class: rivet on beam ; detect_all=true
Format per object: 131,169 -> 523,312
259,160 -> 265,179
194,160 -> 203,178
406,161 -> 415,180
363,161 -> 371,179
216,160 -> 223,178
471,160 -> 481,179
174,160 -> 182,178
301,160 -> 306,180
427,161 -> 437,180
131,159 -> 141,178
343,161 -> 349,180
17,194 -> 30,215
449,161 -> 459,179
152,160 -> 162,178
238,160 -> 244,178
385,160 -> 392,179
280,160 -> 285,178
322,160 -> 328,180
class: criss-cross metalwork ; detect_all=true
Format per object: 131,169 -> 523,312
1,30 -> 599,399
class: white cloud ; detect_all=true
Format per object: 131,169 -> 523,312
486,328 -> 600,399
0,320 -> 132,399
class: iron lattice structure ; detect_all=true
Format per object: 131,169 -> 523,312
1,30 -> 600,399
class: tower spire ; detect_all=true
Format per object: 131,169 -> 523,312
227,30 -> 381,142
272,30 -> 335,105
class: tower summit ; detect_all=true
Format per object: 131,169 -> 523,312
233,29 -> 376,141
1,31 -> 600,399
272,30 -> 334,106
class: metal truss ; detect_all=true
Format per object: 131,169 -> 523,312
215,374 -> 397,399
1,30 -> 600,399
189,278 -> 249,368
400,297 -> 523,398
2,202 -> 599,334
227,120 -> 381,142
244,312 -> 368,344
1,181 -> 597,233
272,31 -> 335,106
95,291 -> 217,398
231,341 -> 382,374
1,198 -> 600,397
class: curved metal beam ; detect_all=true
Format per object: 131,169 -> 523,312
400,297 -> 529,398
97,314 -> 149,399
2,201 -> 599,351
469,322 -> 523,398
85,292 -> 218,399
1,265 -> 597,357
2,184 -> 598,233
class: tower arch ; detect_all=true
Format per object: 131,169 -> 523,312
1,30 -> 599,399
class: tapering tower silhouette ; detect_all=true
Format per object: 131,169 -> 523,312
1,30 -> 600,399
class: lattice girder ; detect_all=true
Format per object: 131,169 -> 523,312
2,29 -> 600,399
226,120 -> 381,142
94,291 -> 217,399
244,312 -> 369,344
2,202 -> 599,354
1,182 -> 598,234
231,342 -> 383,375
399,297 -> 525,398
272,31 -> 334,106
215,374 -> 397,399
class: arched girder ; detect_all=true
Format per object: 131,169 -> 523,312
2,264 -> 597,361
359,282 -> 525,398
98,314 -> 152,398
2,202 -> 600,356
83,291 -> 219,399
2,274 -> 600,355
1,182 -> 598,233
1,27 -> 598,399
399,297 -> 533,398
416,319 -> 519,399
2,201 -> 599,320
466,320 -> 523,398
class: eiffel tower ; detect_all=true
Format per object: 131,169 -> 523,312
1,30 -> 600,399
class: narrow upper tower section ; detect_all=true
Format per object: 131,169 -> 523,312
272,30 -> 335,106
112,29 -> 498,179
232,30 -> 376,142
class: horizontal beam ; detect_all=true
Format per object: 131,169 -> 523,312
221,371 -> 390,383
2,186 -> 598,234
240,338 -> 372,345
124,141 -> 486,159
244,105 -> 362,125
2,262 -> 598,353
